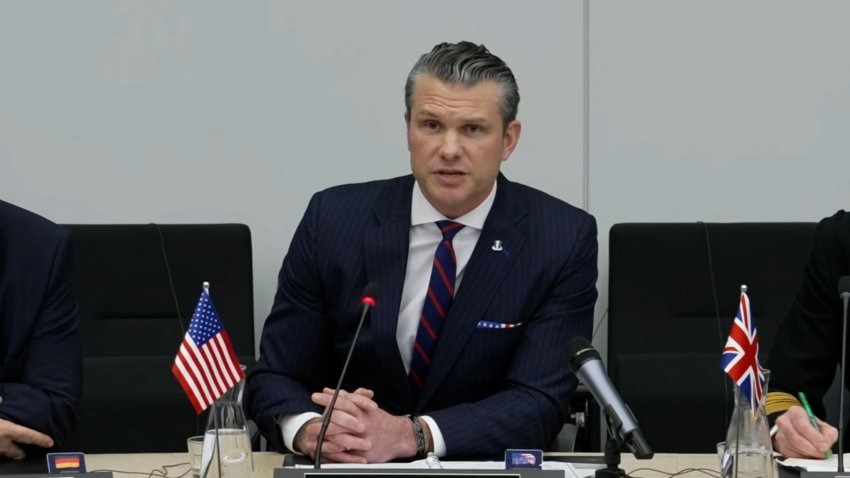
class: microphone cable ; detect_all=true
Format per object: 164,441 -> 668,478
591,308 -> 608,342
699,221 -> 731,431
153,223 -> 202,433
152,223 -> 186,335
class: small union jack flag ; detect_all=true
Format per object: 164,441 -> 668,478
720,287 -> 765,412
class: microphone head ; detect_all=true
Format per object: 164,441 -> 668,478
565,336 -> 601,373
839,276 -> 850,298
361,282 -> 380,307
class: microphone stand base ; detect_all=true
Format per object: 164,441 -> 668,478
595,437 -> 629,478
595,466 -> 629,478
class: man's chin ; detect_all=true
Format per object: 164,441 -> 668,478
431,196 -> 474,219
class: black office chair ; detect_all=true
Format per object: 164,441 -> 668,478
63,223 -> 256,453
607,222 -> 816,452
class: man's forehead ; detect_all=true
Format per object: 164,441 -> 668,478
410,76 -> 501,112
412,74 -> 500,96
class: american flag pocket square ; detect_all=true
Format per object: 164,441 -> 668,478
476,320 -> 524,329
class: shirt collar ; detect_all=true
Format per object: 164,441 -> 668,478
410,180 -> 497,230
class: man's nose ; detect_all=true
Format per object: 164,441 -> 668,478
438,131 -> 462,160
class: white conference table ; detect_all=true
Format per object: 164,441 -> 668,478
84,452 -> 720,478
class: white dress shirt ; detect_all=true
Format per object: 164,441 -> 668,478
279,179 -> 497,457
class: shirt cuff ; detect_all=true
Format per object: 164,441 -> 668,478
419,415 -> 446,457
278,412 -> 322,454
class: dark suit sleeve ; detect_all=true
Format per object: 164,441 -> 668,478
429,213 -> 598,457
245,193 -> 330,451
0,230 -> 82,449
767,211 -> 850,420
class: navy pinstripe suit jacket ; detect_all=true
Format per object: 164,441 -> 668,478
246,173 -> 598,459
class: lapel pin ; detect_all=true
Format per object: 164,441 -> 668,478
491,240 -> 503,252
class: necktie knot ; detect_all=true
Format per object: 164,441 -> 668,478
436,220 -> 464,242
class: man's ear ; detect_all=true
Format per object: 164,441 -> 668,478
501,120 -> 522,161
404,111 -> 412,150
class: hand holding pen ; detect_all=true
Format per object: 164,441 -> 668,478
772,392 -> 838,459
797,392 -> 833,459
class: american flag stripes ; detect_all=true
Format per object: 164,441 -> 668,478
720,289 -> 765,412
172,288 -> 244,413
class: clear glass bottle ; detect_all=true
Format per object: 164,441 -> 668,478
720,370 -> 775,478
201,366 -> 253,478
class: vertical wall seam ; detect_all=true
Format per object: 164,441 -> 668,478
582,0 -> 591,212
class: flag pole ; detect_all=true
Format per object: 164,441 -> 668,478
202,280 -> 212,462
213,405 -> 223,478
204,282 -> 223,478
734,284 -> 747,478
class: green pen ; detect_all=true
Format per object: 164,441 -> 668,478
798,391 -> 833,459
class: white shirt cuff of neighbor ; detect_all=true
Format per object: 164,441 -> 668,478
419,415 -> 447,457
279,412 -> 322,454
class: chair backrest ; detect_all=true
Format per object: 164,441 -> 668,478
608,222 -> 816,452
63,223 -> 255,453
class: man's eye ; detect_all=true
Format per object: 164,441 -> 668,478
423,121 -> 439,130
466,125 -> 482,134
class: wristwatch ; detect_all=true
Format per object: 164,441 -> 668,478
407,415 -> 427,458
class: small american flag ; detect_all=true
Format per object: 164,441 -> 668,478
720,288 -> 765,412
172,287 -> 244,413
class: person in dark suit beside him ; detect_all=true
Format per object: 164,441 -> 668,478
766,210 -> 849,458
0,199 -> 82,460
246,41 -> 598,462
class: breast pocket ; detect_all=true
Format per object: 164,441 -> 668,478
457,322 -> 526,380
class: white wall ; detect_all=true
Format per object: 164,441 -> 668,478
0,1 -> 585,349
3,1 -> 850,357
589,0 -> 850,355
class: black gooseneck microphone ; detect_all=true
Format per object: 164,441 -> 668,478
314,282 -> 380,468
838,276 -> 850,472
565,337 -> 653,459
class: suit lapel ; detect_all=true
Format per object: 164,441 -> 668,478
364,176 -> 416,408
418,175 -> 528,407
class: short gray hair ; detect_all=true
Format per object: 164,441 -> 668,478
405,41 -> 520,128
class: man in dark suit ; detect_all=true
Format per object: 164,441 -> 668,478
246,41 -> 598,462
766,210 -> 848,458
0,199 -> 82,460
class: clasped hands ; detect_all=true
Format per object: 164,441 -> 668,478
773,406 -> 838,459
294,387 -> 425,464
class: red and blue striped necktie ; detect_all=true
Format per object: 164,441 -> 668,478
409,220 -> 465,390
